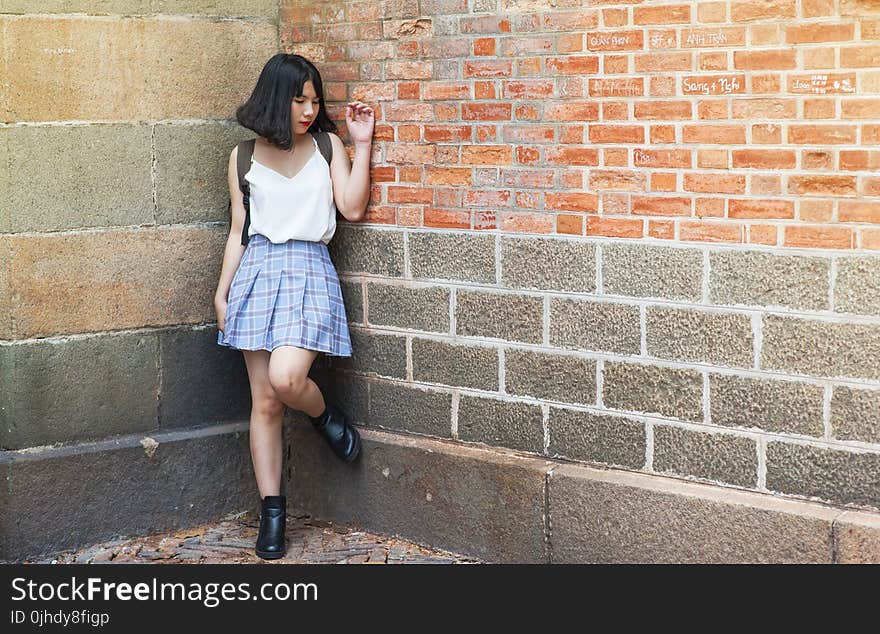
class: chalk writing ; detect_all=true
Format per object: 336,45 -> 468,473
43,48 -> 75,55
682,74 -> 745,96
789,73 -> 856,95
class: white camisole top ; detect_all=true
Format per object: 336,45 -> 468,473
245,135 -> 337,245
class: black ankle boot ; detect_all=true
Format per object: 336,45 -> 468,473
255,495 -> 286,560
311,404 -> 361,463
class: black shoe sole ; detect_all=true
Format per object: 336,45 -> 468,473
255,548 -> 285,560
343,428 -> 362,463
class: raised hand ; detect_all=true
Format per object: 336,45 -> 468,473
346,101 -> 375,145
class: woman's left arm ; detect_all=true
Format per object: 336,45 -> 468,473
330,101 -> 375,222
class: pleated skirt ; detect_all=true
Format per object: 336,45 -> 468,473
217,233 -> 352,356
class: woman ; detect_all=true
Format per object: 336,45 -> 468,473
214,53 -> 374,559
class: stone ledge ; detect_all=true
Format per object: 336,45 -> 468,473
0,421 -> 254,562
287,424 -> 880,563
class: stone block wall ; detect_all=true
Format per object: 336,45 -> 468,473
0,1 -> 278,560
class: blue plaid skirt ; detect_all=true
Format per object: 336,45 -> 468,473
217,234 -> 352,356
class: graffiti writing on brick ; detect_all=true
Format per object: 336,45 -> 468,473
682,74 -> 746,95
788,73 -> 856,95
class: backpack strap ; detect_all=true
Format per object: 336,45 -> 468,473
236,138 -> 256,246
311,130 -> 333,166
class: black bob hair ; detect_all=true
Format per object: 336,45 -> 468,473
235,53 -> 337,150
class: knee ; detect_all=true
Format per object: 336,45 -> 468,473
252,392 -> 285,419
268,368 -> 309,401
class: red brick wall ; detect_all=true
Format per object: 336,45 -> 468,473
282,0 -> 880,250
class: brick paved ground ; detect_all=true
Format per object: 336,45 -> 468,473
22,512 -> 482,564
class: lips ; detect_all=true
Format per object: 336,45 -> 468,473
300,120 -> 311,125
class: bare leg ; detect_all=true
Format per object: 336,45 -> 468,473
267,346 -> 325,417
242,349 -> 286,498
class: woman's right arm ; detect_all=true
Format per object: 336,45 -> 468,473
214,145 -> 248,329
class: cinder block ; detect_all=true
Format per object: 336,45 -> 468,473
328,226 -> 404,277
0,237 -> 10,339
4,16 -> 277,121
550,464 -> 836,563
456,290 -> 543,343
710,373 -> 824,436
409,232 -> 495,283
0,333 -> 159,449
457,395 -> 544,454
286,425 -> 551,563
548,408 -> 645,469
369,381 -> 452,437
603,243 -> 702,301
603,361 -> 704,422
7,227 -> 226,338
835,511 -> 880,564
831,385 -> 880,444
710,250 -> 830,311
653,425 -> 757,488
339,279 -> 364,325
761,315 -> 880,380
366,282 -> 450,332
158,327 -> 250,429
834,256 -> 880,316
647,307 -> 753,367
412,337 -> 499,390
333,329 -> 407,379
0,422 -> 255,562
1,125 -> 152,232
154,123 -> 255,224
309,365 -> 369,425
505,348 -> 596,405
500,236 -> 596,292
766,441 -> 880,510
549,298 -> 641,354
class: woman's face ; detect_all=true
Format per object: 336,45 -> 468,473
292,80 -> 320,132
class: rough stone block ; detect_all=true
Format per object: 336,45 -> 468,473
549,299 -> 641,354
367,282 -> 450,332
835,511 -> 880,564
328,226 -> 404,277
548,408 -> 645,469
411,337 -> 498,391
1,125 -> 152,232
457,395 -> 544,454
500,236 -> 596,292
603,361 -> 704,422
7,227 -> 226,338
766,441 -> 880,510
505,348 -> 596,405
339,278 -> 364,325
834,256 -> 880,316
456,290 -> 543,343
409,232 -> 495,283
831,385 -> 880,444
653,425 -> 757,488
0,333 -> 158,449
710,373 -> 824,436
369,381 -> 452,437
761,315 -> 880,380
647,307 -> 753,367
710,250 -> 830,311
333,329 -> 407,379
603,243 -> 702,301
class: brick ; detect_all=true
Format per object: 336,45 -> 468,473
766,442 -> 880,509
588,125 -> 644,143
731,149 -> 796,169
680,220 -> 744,244
840,45 -> 880,68
458,396 -> 543,453
589,169 -> 647,192
831,386 -> 880,444
603,361 -> 704,422
682,124 -> 746,144
634,101 -> 693,120
155,123 -> 254,224
709,250 -> 830,311
369,382 -> 452,437
634,5 -> 691,24
408,232 -> 495,283
731,0 -> 795,21
728,199 -> 794,219
551,464 -> 835,563
784,225 -> 853,249
544,192 -> 599,213
4,16 -> 276,121
0,333 -> 159,450
505,349 -> 596,405
550,299 -> 641,355
602,243 -> 702,301
586,30 -> 645,51
709,374 -> 825,436
789,176 -> 857,197
366,282 -> 449,333
835,256 -> 880,316
647,307 -> 753,367
761,315 -> 880,380
335,330 -> 406,379
631,195 -> 691,216
654,426 -> 757,488
788,125 -> 857,145
456,290 -> 543,344
683,173 -> 745,194
328,226 -> 404,277
634,52 -> 692,72
549,409 -> 645,469
633,149 -> 692,168
411,338 -> 498,390
7,227 -> 224,338
500,236 -> 595,292
1,125 -> 152,232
